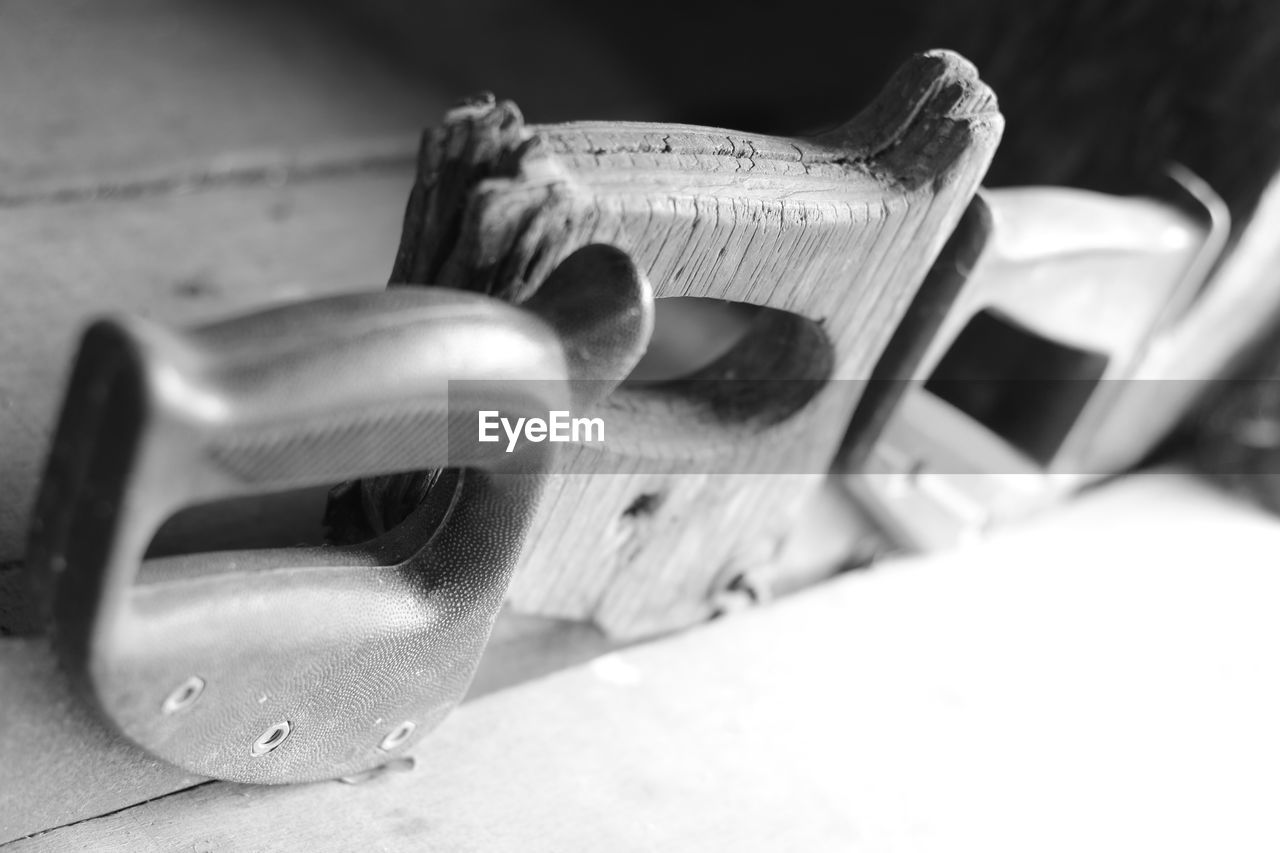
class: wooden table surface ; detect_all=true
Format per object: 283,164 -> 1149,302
9,468 -> 1280,851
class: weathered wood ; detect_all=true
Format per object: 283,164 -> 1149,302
13,469 -> 1280,852
350,51 -> 1002,639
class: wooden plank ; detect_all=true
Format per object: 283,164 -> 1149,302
0,170 -> 414,561
315,0 -> 668,123
0,0 -> 448,196
0,638 -> 204,839
0,476 -> 855,843
0,607 -> 615,845
0,606 -> 618,845
12,468 -> 1280,851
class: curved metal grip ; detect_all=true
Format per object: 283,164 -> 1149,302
27,287 -> 572,783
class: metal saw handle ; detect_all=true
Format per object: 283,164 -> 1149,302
27,245 -> 653,784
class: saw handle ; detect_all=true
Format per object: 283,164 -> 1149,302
26,250 -> 652,784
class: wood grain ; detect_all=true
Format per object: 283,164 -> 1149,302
13,469 -> 1280,852
353,51 -> 1002,638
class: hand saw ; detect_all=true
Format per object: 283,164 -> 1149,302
20,47 -> 1260,790
21,49 -> 996,786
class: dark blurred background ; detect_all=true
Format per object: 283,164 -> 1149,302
311,0 -> 1280,227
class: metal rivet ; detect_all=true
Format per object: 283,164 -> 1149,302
378,720 -> 416,752
250,721 -> 292,757
161,676 -> 205,714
